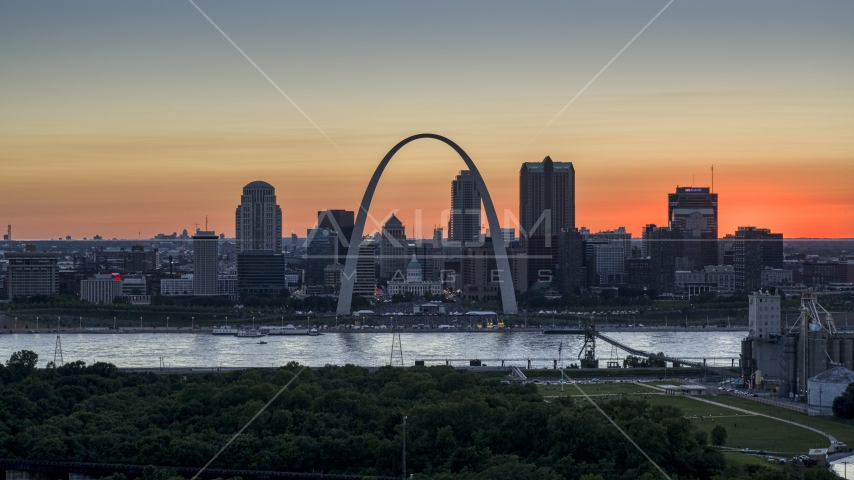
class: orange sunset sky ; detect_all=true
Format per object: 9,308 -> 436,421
1,1 -> 852,240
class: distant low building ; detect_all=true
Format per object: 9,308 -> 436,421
81,274 -> 147,303
80,274 -> 123,304
761,267 -> 793,286
237,250 -> 286,295
161,275 -> 194,295
625,258 -> 651,289
218,274 -> 238,296
803,261 -> 848,286
674,265 -> 735,294
324,263 -> 344,294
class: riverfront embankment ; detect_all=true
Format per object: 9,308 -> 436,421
0,325 -> 748,334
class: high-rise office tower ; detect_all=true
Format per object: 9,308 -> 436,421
581,227 -> 631,286
305,228 -> 335,285
235,181 -> 282,253
353,237 -> 377,297
526,234 -> 559,288
734,226 -> 783,291
317,209 -> 355,264
558,228 -> 584,293
643,224 -> 677,294
519,156 -> 575,244
380,214 -> 407,279
668,186 -> 718,270
192,230 -> 219,295
432,227 -> 444,249
6,251 -> 60,298
449,170 -> 481,246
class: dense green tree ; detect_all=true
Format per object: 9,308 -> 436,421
5,350 -> 38,381
833,382 -> 854,419
710,425 -> 728,446
0,351 -> 743,479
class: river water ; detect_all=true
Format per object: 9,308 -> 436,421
0,331 -> 746,369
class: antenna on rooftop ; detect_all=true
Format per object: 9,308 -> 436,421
711,165 -> 714,193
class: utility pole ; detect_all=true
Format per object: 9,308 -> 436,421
402,415 -> 407,480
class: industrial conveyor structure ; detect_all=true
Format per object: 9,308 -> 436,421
586,325 -> 740,378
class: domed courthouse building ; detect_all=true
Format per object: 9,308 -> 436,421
386,255 -> 443,297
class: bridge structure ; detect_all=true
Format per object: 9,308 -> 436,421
336,133 -> 518,315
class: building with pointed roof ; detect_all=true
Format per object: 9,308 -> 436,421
380,213 -> 406,279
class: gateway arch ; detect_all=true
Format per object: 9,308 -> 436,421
336,133 -> 518,315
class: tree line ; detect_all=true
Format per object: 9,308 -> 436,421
0,351 -> 837,480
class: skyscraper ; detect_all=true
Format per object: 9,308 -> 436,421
192,230 -> 219,295
353,237 -> 377,297
235,181 -> 283,253
449,170 -> 481,246
380,214 -> 407,279
317,209 -> 355,263
432,227 -> 444,249
305,227 -> 335,284
644,224 -> 677,295
519,156 -> 575,244
734,226 -> 783,291
668,186 -> 718,270
558,228 -> 583,293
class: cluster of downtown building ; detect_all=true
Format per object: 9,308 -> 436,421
1,161 -> 853,305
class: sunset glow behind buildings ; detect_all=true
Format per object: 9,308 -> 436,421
1,1 -> 851,239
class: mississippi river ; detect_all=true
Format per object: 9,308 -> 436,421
0,331 -> 746,369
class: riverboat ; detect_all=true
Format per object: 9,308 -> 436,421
237,328 -> 265,338
212,326 -> 239,335
261,324 -> 310,335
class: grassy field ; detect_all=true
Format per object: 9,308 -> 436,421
706,394 -> 854,447
540,381 -> 658,397
527,367 -> 737,380
539,383 -> 845,455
